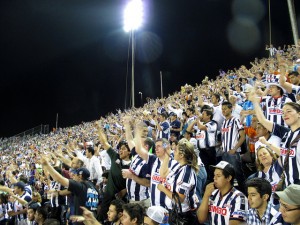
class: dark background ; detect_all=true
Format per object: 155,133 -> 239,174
0,0 -> 299,137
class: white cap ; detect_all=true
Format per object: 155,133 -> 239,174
146,206 -> 169,224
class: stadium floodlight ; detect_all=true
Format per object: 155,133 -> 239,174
123,0 -> 144,32
123,0 -> 144,108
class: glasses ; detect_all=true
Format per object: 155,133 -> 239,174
279,201 -> 300,212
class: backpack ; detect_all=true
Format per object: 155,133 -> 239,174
82,181 -> 100,212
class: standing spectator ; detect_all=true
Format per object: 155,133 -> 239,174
241,87 -> 255,127
221,101 -> 246,191
75,147 -> 103,188
169,112 -> 181,140
262,77 -> 292,127
8,182 -> 32,224
121,119 -> 152,210
187,107 -> 217,182
249,91 -> 300,187
158,138 -> 199,224
266,44 -> 277,57
133,127 -> 179,208
229,95 -> 243,120
197,161 -> 248,225
97,128 -> 131,223
241,77 -> 253,92
40,157 -> 99,223
156,112 -> 170,140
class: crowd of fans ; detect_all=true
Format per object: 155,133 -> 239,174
0,43 -> 300,225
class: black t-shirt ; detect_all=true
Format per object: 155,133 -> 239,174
68,179 -> 87,215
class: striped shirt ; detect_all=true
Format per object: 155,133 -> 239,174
147,154 -> 180,208
292,84 -> 300,96
252,161 -> 283,192
261,96 -> 292,127
157,120 -> 170,140
272,123 -> 300,186
126,154 -> 151,201
195,120 -> 218,149
209,188 -> 248,225
165,165 -> 198,212
221,117 -> 244,152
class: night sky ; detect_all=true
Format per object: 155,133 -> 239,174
0,0 -> 299,137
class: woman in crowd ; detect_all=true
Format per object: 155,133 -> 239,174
249,91 -> 300,187
158,138 -> 198,224
249,146 -> 282,193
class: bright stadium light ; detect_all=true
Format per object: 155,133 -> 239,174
123,0 -> 144,32
123,0 -> 144,108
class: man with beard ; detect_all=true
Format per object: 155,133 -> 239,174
106,200 -> 124,225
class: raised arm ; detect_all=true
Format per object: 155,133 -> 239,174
248,90 -> 274,132
41,156 -> 69,188
96,123 -> 111,150
279,65 -> 293,93
123,116 -> 135,150
132,122 -> 149,161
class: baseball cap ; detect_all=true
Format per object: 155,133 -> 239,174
275,184 -> 300,206
169,112 -> 177,117
14,181 -> 26,190
77,168 -> 90,180
69,168 -> 78,174
146,206 -> 169,224
210,161 -> 235,177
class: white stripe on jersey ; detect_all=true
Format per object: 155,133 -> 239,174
261,96 -> 292,127
209,188 -> 248,225
149,155 -> 179,208
195,120 -> 218,148
165,165 -> 198,211
221,117 -> 243,152
273,123 -> 300,186
126,154 -> 150,201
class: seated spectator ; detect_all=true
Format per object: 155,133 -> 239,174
254,122 -> 281,156
275,184 -> 300,225
245,178 -> 282,224
34,207 -> 48,225
249,146 -> 282,194
144,206 -> 169,225
197,161 -> 248,225
107,200 -> 124,225
121,203 -> 144,225
19,203 -> 39,225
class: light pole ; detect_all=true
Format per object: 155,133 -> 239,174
123,0 -> 143,108
139,91 -> 143,105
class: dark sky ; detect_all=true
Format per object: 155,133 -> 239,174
0,0 -> 299,137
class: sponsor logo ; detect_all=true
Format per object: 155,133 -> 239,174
221,127 -> 231,133
209,205 -> 228,216
152,175 -> 166,183
196,133 -> 205,139
269,108 -> 282,114
280,148 -> 295,157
